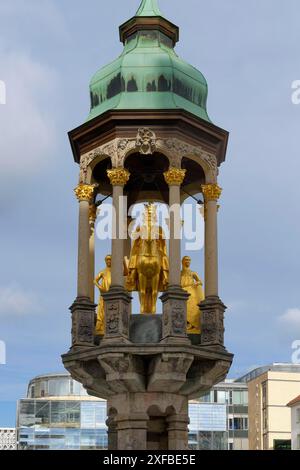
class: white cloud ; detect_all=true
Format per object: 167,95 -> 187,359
278,308 -> 300,332
0,49 -> 58,180
0,282 -> 40,316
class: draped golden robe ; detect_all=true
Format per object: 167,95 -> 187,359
181,268 -> 204,334
94,267 -> 111,335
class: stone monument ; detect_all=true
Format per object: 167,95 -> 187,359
62,0 -> 233,450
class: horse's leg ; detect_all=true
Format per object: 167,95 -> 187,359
139,274 -> 146,314
151,275 -> 159,314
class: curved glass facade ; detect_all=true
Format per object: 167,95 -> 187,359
18,374 -> 107,450
27,374 -> 89,399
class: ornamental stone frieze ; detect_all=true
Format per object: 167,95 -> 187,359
79,131 -> 218,184
136,127 -> 157,154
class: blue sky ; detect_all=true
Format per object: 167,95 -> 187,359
1,0 -> 300,427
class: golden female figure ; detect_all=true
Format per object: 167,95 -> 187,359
94,255 -> 112,335
181,256 -> 204,334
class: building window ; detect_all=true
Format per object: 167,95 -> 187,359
48,378 -> 70,397
263,409 -> 268,432
297,434 -> 300,450
40,381 -> 47,397
198,392 -> 211,403
217,391 -> 226,404
228,417 -> 248,431
232,391 -> 243,405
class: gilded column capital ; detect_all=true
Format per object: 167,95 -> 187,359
107,167 -> 130,186
201,183 -> 222,202
74,184 -> 96,202
163,167 -> 186,186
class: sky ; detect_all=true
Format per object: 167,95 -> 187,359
0,0 -> 300,427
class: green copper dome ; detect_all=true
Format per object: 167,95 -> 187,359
87,0 -> 210,122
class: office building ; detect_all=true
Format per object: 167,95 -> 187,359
189,380 -> 248,450
287,394 -> 300,450
239,363 -> 300,450
17,373 -> 107,450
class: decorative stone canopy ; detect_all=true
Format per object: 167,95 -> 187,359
88,0 -> 210,123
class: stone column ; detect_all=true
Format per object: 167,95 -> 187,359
102,168 -> 132,344
106,416 -> 118,450
200,184 -> 225,349
74,184 -> 96,298
163,167 -> 186,287
124,216 -> 132,260
116,413 -> 149,450
107,168 -> 130,288
71,184 -> 97,347
89,204 -> 97,303
201,183 -> 222,297
167,414 -> 190,450
161,168 -> 189,343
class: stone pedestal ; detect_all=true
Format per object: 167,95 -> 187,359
160,287 -> 190,343
108,392 -> 189,450
70,297 -> 96,348
200,296 -> 226,349
62,325 -> 233,449
167,414 -> 190,450
102,287 -> 132,344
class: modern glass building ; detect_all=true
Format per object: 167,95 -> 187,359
17,373 -> 248,450
189,380 -> 249,450
17,373 -> 107,450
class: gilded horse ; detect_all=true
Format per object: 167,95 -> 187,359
125,206 -> 169,314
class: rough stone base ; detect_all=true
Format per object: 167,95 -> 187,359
107,392 -> 189,450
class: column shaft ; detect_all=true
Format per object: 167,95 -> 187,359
107,168 -> 130,288
77,199 -> 91,298
169,185 -> 181,287
204,199 -> 218,297
202,184 -> 222,298
164,167 -> 186,288
89,205 -> 97,302
167,414 -> 189,450
111,184 -> 125,287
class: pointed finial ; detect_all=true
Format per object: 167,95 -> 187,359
136,0 -> 163,17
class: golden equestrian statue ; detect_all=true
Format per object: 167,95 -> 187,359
94,255 -> 112,335
125,204 -> 169,314
181,256 -> 205,334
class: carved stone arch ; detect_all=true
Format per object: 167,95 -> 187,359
184,151 -> 217,184
165,405 -> 177,417
157,137 -> 218,184
79,149 -> 113,185
147,404 -> 165,417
